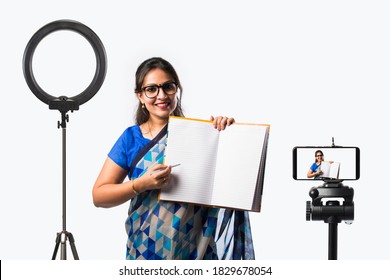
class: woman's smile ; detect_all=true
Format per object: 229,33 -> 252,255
154,100 -> 170,110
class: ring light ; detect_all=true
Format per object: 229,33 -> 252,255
22,19 -> 107,112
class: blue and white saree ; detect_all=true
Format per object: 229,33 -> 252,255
109,124 -> 255,260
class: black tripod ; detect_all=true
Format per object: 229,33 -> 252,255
306,180 -> 354,260
51,99 -> 80,260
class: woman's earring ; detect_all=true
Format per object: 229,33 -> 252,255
141,103 -> 145,109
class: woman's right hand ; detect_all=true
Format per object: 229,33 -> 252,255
135,164 -> 172,192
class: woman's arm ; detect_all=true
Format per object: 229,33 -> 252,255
307,169 -> 323,178
92,157 -> 172,208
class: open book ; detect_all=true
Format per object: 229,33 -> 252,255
159,116 -> 270,212
320,161 -> 340,179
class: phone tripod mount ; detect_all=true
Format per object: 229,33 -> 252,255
306,180 -> 354,260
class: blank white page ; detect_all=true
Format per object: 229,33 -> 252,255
320,161 -> 340,179
160,117 -> 219,205
329,162 -> 340,179
211,124 -> 268,210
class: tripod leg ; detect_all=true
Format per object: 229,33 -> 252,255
52,232 -> 61,260
51,231 -> 80,260
67,232 -> 80,260
328,223 -> 338,260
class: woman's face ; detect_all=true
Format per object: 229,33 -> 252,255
138,68 -> 178,121
316,153 -> 324,163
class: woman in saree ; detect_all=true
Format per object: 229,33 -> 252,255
92,57 -> 254,260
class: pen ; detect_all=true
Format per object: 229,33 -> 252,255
149,164 -> 181,175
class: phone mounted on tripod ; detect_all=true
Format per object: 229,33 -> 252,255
293,139 -> 360,260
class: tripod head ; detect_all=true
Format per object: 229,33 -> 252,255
306,179 -> 355,259
306,180 -> 354,224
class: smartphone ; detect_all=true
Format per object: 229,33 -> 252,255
292,146 -> 360,180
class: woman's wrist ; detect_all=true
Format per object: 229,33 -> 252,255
131,178 -> 141,195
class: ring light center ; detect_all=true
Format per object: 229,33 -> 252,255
32,30 -> 96,97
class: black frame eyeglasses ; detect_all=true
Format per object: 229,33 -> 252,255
140,81 -> 179,99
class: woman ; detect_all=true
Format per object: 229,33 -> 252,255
307,150 -> 333,179
92,57 -> 254,260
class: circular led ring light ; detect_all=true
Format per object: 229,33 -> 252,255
23,19 -> 107,107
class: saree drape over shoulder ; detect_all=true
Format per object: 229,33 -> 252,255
108,124 -> 255,260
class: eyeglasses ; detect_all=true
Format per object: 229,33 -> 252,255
141,81 -> 178,99
316,154 -> 323,157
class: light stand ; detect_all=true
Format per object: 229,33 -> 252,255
50,103 -> 80,260
22,20 -> 107,260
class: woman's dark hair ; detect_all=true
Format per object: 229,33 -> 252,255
134,57 -> 184,125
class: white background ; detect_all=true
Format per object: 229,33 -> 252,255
1,0 -> 389,260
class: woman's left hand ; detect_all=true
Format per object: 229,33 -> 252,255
210,116 -> 235,131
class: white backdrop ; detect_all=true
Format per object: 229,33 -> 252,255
1,0 -> 389,260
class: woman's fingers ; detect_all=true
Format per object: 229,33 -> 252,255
211,116 -> 235,130
145,164 -> 172,189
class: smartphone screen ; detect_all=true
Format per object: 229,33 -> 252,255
292,147 -> 360,180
